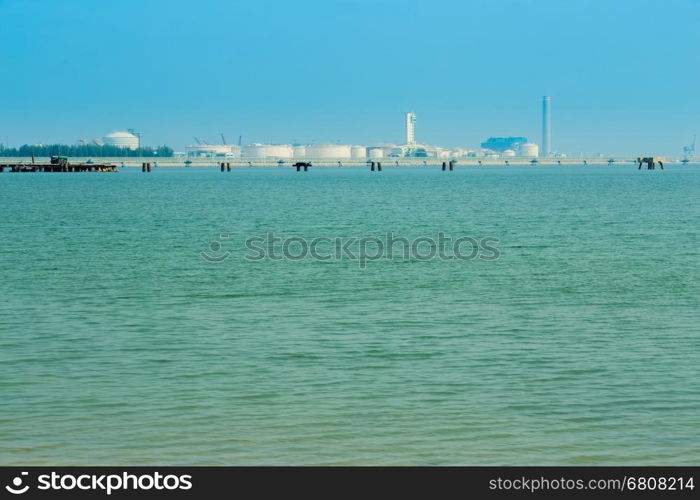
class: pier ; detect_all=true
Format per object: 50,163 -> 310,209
0,156 -> 117,173
0,155 -> 695,171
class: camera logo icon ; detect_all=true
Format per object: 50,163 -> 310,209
200,233 -> 231,263
5,472 -> 29,495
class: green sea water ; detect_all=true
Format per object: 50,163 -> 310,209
1,165 -> 698,465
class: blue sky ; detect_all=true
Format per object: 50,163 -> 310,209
1,0 -> 699,155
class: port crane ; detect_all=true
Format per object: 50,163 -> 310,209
682,135 -> 696,157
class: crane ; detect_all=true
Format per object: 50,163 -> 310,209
683,135 -> 697,156
683,135 -> 696,156
220,133 -> 227,145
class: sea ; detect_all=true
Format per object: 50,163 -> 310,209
1,164 -> 698,465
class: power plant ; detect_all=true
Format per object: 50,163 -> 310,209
28,96 -> 698,164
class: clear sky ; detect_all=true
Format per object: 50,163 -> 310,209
1,0 -> 699,155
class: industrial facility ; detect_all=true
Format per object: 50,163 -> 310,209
478,97 -> 551,158
186,135 -> 239,158
102,130 -> 140,150
480,137 -> 528,153
179,96 -> 555,161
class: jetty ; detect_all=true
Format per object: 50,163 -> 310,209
0,156 -> 117,173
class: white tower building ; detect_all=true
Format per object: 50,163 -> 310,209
405,112 -> 416,145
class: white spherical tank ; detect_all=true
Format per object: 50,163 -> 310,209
351,146 -> 366,159
368,148 -> 384,159
519,143 -> 539,157
503,149 -> 516,157
305,144 -> 352,159
242,144 -> 294,159
103,131 -> 139,150
293,146 -> 306,158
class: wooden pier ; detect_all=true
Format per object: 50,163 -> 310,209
0,156 -> 117,173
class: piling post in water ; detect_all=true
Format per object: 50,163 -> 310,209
303,164 -> 308,172
449,160 -> 454,171
371,162 -> 375,171
377,162 -> 382,172
227,162 -> 231,172
442,162 -> 446,171
147,163 -> 152,173
220,162 -> 225,172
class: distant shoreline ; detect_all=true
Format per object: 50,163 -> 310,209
0,156 -> 696,168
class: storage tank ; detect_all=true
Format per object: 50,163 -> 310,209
242,144 -> 293,159
519,143 -> 539,157
293,146 -> 306,158
305,144 -> 352,159
351,145 -> 366,159
103,131 -> 139,150
502,149 -> 516,157
368,148 -> 384,159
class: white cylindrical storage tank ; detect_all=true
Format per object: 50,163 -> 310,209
242,144 -> 294,159
293,146 -> 306,158
503,149 -> 516,157
351,145 -> 366,158
368,148 -> 384,159
305,144 -> 352,159
519,143 -> 539,157
103,131 -> 139,150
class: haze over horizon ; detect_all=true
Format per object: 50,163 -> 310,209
1,0 -> 699,156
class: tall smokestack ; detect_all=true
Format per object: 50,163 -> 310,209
542,96 -> 551,157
